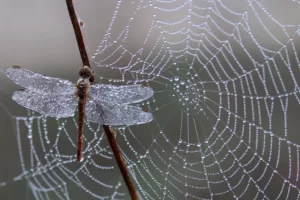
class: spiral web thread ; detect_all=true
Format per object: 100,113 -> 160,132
2,0 -> 300,199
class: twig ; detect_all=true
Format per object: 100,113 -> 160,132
103,125 -> 138,200
65,1 -> 138,199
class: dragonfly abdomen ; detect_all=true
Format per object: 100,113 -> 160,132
75,78 -> 90,161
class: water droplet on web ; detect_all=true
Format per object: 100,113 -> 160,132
174,76 -> 179,81
180,81 -> 185,85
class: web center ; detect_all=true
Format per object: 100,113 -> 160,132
166,63 -> 205,114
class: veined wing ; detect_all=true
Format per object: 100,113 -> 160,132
13,89 -> 77,118
88,84 -> 154,104
85,99 -> 153,126
5,66 -> 75,94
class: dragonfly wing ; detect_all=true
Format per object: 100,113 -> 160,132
5,66 -> 75,94
85,99 -> 153,126
12,89 -> 77,118
88,84 -> 154,104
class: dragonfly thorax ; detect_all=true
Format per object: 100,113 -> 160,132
76,77 -> 90,85
76,78 -> 90,100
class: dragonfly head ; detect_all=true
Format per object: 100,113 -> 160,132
78,66 -> 93,79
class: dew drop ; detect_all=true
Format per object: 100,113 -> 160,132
174,76 -> 179,81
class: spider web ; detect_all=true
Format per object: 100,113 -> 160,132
2,0 -> 300,199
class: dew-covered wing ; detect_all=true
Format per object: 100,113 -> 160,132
5,66 -> 75,94
12,89 -> 77,118
85,99 -> 153,125
88,84 -> 154,104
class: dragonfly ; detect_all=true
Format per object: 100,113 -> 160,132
5,65 -> 153,161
